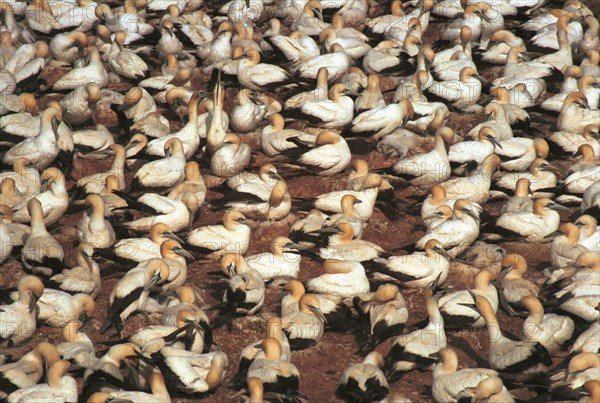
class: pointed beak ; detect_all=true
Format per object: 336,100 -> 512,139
284,242 -> 302,251
29,294 -> 38,312
124,140 -> 140,151
456,301 -> 479,313
52,118 -> 59,134
487,135 -> 503,149
227,262 -> 236,278
145,272 -> 161,290
164,231 -> 185,244
308,305 -> 327,323
175,247 -> 195,260
311,226 -> 341,235
428,271 -> 443,293
548,202 -> 569,211
463,208 -> 480,222
433,246 -> 451,261
275,289 -> 289,302
315,7 -> 323,21
581,98 -> 591,109
465,288 -> 478,304
543,229 -> 562,239
428,351 -> 440,359
541,163 -> 561,174
268,171 -> 284,181
424,212 -> 443,221
474,73 -> 488,85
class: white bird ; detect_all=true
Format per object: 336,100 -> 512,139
0,342 -> 59,399
448,126 -> 503,166
35,289 -> 95,329
576,215 -> 600,252
149,348 -> 228,394
237,49 -> 290,91
441,154 -> 501,204
416,199 -> 481,257
21,198 -> 65,277
297,83 -> 354,129
7,360 -> 77,403
496,198 -> 566,242
101,259 -> 170,334
432,347 -> 513,403
292,131 -> 352,176
210,133 -> 251,178
351,99 -> 414,140
119,192 -> 197,233
2,106 -> 62,170
53,46 -> 108,90
390,127 -> 455,187
77,195 -> 115,249
133,138 -> 187,189
336,352 -> 389,402
245,236 -> 302,281
425,66 -> 483,111
187,210 -> 251,258
384,285 -> 447,376
438,270 -> 498,329
0,276 -> 44,346
306,259 -> 370,298
295,43 -> 350,82
49,243 -> 101,298
557,92 -> 600,134
521,295 -> 574,355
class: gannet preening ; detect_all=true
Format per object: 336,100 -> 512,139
282,294 -> 326,349
387,127 -> 455,187
210,253 -> 265,329
475,294 -> 552,379
384,280 -> 447,379
438,270 -> 498,329
246,337 -> 301,400
0,342 -> 60,399
374,239 -> 451,287
187,210 -> 251,258
7,360 -> 77,403
353,284 -> 409,353
495,198 -> 567,242
336,352 -> 389,402
101,259 -> 170,335
233,316 -> 291,385
416,199 -> 481,257
21,198 -> 65,277
432,347 -> 514,403
520,295 -> 574,355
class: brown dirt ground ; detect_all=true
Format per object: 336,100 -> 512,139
2,1 -> 599,402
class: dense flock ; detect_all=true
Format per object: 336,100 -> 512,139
0,0 -> 599,402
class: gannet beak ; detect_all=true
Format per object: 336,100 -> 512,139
487,135 -> 503,150
176,247 -> 195,260
308,305 -> 327,323
164,231 -> 185,244
29,294 -> 38,312
275,289 -> 289,302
